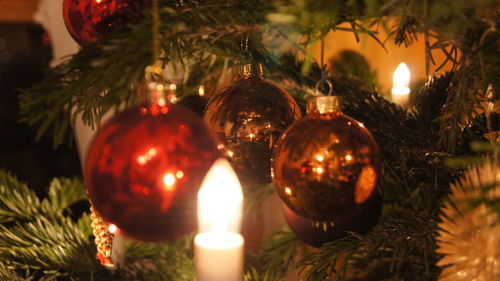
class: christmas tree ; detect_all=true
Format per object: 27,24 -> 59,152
2,0 -> 499,280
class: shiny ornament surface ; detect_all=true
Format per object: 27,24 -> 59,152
63,0 -> 146,44
284,192 -> 382,247
436,161 -> 500,281
204,64 -> 301,185
85,103 -> 220,242
273,96 -> 381,221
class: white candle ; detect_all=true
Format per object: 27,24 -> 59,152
195,158 -> 244,281
391,62 -> 411,108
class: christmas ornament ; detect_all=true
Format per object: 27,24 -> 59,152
85,102 -> 220,242
284,192 -> 382,247
436,161 -> 500,281
90,203 -> 115,268
204,63 -> 301,185
272,96 -> 381,221
63,0 -> 146,44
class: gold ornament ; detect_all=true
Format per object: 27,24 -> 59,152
436,161 -> 500,281
272,96 -> 381,221
90,203 -> 115,269
204,63 -> 301,185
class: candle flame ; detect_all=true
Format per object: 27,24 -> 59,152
392,62 -> 411,96
198,158 -> 243,233
393,62 -> 410,89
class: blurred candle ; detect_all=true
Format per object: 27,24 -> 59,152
195,158 -> 244,281
391,62 -> 411,107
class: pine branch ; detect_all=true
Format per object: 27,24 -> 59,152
42,178 -> 89,217
438,62 -> 482,153
0,262 -> 37,281
0,171 -> 43,223
296,216 -> 439,281
0,170 -> 98,278
0,171 -> 88,222
409,72 -> 454,126
0,215 -> 96,272
120,235 -> 196,281
258,227 -> 300,280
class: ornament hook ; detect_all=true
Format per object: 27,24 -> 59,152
315,37 -> 333,95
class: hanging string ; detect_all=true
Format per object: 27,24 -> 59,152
315,37 -> 333,95
240,33 -> 252,63
151,0 -> 160,64
320,37 -> 325,73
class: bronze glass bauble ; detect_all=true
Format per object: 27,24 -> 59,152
273,96 -> 381,221
284,192 -> 382,247
204,63 -> 301,185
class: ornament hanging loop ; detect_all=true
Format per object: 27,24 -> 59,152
315,79 -> 333,96
315,37 -> 333,96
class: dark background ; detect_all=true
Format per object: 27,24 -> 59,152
0,23 -> 81,195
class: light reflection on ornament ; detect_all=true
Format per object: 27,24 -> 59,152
148,82 -> 156,90
169,94 -> 178,104
163,173 -> 176,190
285,187 -> 292,196
137,147 -> 158,165
198,86 -> 205,97
316,155 -> 324,162
137,156 -> 146,165
354,166 -> 377,204
345,154 -> 353,161
108,224 -> 118,234
176,170 -> 184,179
227,151 -> 234,158
169,84 -> 177,91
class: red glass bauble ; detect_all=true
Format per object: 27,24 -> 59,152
273,96 -> 381,222
284,192 -> 382,247
85,103 -> 220,242
204,63 -> 301,186
63,0 -> 146,44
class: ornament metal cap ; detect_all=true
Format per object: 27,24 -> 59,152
233,63 -> 264,81
307,96 -> 341,114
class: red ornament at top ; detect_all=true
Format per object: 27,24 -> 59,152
63,0 -> 146,44
85,102 -> 220,242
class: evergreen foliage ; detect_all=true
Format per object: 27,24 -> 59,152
4,0 -> 499,280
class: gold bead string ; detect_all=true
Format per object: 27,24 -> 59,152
90,203 -> 115,269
